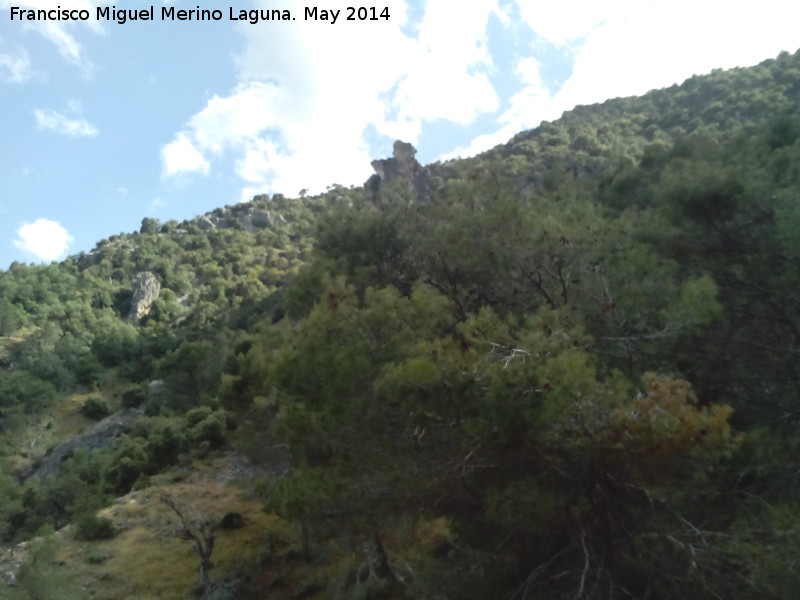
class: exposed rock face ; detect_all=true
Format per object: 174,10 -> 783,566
127,271 -> 160,324
197,215 -> 217,231
25,408 -> 142,481
148,378 -> 167,397
193,204 -> 273,231
366,140 -> 430,205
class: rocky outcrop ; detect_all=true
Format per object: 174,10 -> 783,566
365,140 -> 430,205
127,271 -> 160,324
196,215 -> 217,231
25,408 -> 141,482
192,204 -> 274,232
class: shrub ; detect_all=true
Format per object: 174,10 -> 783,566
74,513 -> 116,541
220,512 -> 245,530
147,422 -> 186,470
81,396 -> 110,420
191,411 -> 232,448
165,466 -> 191,482
104,436 -> 149,494
121,386 -> 147,409
185,406 -> 213,427
85,549 -> 112,564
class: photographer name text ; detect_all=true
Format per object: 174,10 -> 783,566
7,5 -> 391,25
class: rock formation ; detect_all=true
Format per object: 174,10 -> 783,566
127,271 -> 160,324
196,215 -> 217,230
193,204 -> 273,231
365,140 -> 430,205
25,407 -> 142,481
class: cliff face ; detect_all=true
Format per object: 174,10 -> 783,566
127,271 -> 160,324
365,140 -> 430,205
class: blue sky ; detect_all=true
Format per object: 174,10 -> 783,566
1,0 -> 798,268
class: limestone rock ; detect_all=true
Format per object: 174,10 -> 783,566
127,271 -> 160,324
234,205 -> 272,231
197,215 -> 216,230
148,379 -> 167,396
3,569 -> 17,587
366,140 -> 430,205
25,408 -> 142,481
194,204 -> 272,231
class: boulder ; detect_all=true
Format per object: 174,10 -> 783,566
127,271 -> 160,324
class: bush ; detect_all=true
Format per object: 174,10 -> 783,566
121,386 -> 147,409
185,406 -> 213,427
165,466 -> 191,482
84,548 -> 112,564
74,513 -> 116,541
0,370 -> 57,415
81,396 -> 110,420
191,410 -> 233,449
104,436 -> 149,493
147,422 -> 185,470
220,512 -> 245,530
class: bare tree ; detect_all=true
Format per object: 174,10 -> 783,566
160,493 -> 216,596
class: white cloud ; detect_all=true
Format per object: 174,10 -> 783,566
163,0 -> 505,195
161,0 -> 800,195
379,0 -> 501,136
448,0 -> 800,160
161,133 -> 210,177
513,0 -> 632,46
34,107 -> 98,137
185,82 -> 280,155
236,138 -> 277,184
442,57 -> 555,158
163,0 -> 412,194
498,58 -> 559,129
13,218 -> 74,261
0,47 -> 33,83
539,0 -> 800,123
0,0 -> 102,73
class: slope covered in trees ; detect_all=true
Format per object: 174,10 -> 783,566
1,49 -> 799,599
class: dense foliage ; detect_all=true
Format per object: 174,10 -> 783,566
2,49 -> 800,599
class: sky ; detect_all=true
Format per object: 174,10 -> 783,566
1,0 -> 799,268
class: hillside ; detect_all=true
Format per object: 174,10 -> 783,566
1,49 -> 799,599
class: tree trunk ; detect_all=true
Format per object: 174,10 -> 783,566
300,514 -> 312,560
372,531 -> 396,583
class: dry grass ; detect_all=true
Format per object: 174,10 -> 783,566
2,450 -> 446,599
53,393 -> 97,438
42,454 -> 295,599
0,328 -> 33,357
4,392 -> 95,475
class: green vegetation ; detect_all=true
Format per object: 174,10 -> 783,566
73,513 -> 117,541
80,395 -> 111,421
2,49 -> 800,599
